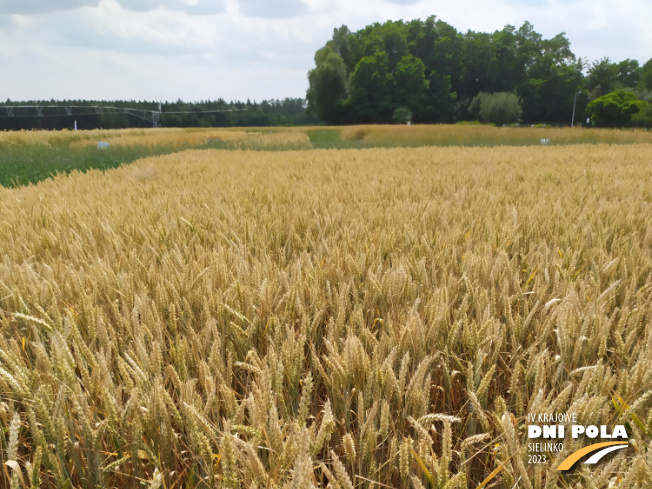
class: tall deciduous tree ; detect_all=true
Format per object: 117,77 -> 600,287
306,46 -> 348,124
586,58 -> 619,97
516,31 -> 583,123
424,71 -> 456,122
640,58 -> 652,91
616,59 -> 642,88
392,54 -> 429,115
346,52 -> 393,123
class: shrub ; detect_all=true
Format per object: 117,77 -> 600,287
392,106 -> 413,124
631,100 -> 652,127
586,90 -> 642,127
470,92 -> 523,126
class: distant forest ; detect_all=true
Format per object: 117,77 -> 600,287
306,18 -> 652,127
0,98 -> 319,131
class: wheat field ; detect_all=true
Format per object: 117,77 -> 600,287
0,128 -> 249,149
338,125 -> 652,146
1,143 -> 652,488
2,125 -> 650,150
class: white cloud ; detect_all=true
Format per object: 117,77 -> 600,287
236,0 -> 308,18
382,0 -> 423,4
117,0 -> 225,15
0,0 -> 100,15
22,1 -> 221,55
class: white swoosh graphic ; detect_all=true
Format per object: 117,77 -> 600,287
584,444 -> 628,464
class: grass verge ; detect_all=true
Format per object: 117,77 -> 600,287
0,143 -> 186,188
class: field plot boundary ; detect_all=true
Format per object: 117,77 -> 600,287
2,125 -> 652,188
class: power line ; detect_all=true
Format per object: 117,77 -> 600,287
0,104 -> 249,127
151,109 -> 249,114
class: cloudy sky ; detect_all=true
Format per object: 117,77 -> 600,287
0,0 -> 650,102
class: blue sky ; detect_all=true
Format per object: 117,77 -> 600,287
0,0 -> 650,102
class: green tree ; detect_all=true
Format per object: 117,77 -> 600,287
346,52 -> 393,122
424,71 -> 456,122
640,58 -> 652,91
431,19 -> 463,89
392,54 -> 429,114
516,30 -> 582,123
586,90 -> 642,127
306,46 -> 348,124
471,92 -> 522,125
632,100 -> 652,127
586,58 -> 618,97
352,20 -> 409,71
406,16 -> 458,122
517,78 -> 545,123
458,31 -> 493,99
406,16 -> 437,70
616,59 -> 642,88
392,106 -> 413,124
537,63 -> 584,122
330,25 -> 355,73
381,21 -> 409,71
487,26 -> 522,93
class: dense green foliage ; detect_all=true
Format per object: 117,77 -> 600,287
470,92 -> 523,126
586,58 -> 648,98
0,98 -> 318,131
586,90 -> 645,127
306,46 -> 349,124
632,101 -> 652,126
641,59 -> 652,91
307,17 -> 652,126
392,106 -> 413,124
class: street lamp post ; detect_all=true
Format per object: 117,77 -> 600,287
571,91 -> 582,127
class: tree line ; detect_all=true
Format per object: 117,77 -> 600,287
306,17 -> 652,127
0,98 -> 319,131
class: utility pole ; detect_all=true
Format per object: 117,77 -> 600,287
152,102 -> 162,128
571,91 -> 582,127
